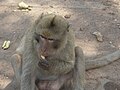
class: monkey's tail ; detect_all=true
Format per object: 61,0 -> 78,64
86,50 -> 120,70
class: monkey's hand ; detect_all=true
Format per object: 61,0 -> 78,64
38,59 -> 49,70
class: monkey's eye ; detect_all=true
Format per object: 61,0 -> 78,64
40,35 -> 54,42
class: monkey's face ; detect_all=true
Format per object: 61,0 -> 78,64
34,32 -> 62,57
34,14 -> 69,58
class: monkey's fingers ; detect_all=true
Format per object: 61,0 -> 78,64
41,61 -> 49,66
38,61 -> 49,70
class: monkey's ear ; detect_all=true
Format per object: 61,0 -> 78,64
35,13 -> 44,25
50,15 -> 56,27
67,24 -> 70,32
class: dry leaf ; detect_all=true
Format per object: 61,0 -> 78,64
18,1 -> 31,11
2,40 -> 11,50
92,32 -> 103,42
18,1 -> 29,9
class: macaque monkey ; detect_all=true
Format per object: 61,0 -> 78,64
4,13 -> 120,90
4,14 -> 85,90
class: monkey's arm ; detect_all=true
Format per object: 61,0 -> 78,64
20,47 -> 38,90
38,58 -> 74,75
74,46 -> 85,90
39,47 -> 75,75
21,58 -> 37,90
52,61 -> 74,75
18,30 -> 40,90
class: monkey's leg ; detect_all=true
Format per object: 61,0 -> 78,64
73,46 -> 85,90
4,77 -> 20,90
4,54 -> 22,90
11,54 -> 22,82
60,47 -> 85,90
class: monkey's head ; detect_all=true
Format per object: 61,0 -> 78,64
34,14 -> 70,57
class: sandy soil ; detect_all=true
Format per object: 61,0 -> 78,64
0,0 -> 120,90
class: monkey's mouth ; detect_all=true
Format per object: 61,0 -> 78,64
41,52 -> 49,57
40,52 -> 46,57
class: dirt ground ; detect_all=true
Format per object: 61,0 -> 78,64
0,0 -> 120,90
